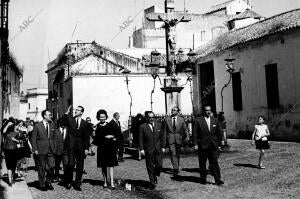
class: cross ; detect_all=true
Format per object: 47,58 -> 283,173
146,0 -> 191,77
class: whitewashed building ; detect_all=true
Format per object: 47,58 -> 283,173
19,88 -> 48,121
193,9 -> 300,141
46,42 -> 192,127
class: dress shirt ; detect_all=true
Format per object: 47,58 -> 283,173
148,123 -> 154,132
43,120 -> 50,137
60,127 -> 66,140
204,116 -> 211,131
76,117 -> 81,129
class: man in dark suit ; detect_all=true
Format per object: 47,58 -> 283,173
164,107 -> 189,175
192,105 -> 224,186
109,112 -> 124,162
139,111 -> 166,189
53,119 -> 68,181
31,110 -> 56,191
62,105 -> 90,191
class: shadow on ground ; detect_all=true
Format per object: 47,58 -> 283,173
1,176 -> 24,185
182,168 -> 200,173
82,178 -> 104,186
27,181 -> 40,190
123,179 -> 165,199
161,168 -> 174,174
233,163 -> 258,168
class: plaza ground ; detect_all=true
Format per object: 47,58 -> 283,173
2,139 -> 300,199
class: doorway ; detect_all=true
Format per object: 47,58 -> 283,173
199,61 -> 217,115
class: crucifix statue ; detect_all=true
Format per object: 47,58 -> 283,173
146,0 -> 192,115
146,0 -> 191,77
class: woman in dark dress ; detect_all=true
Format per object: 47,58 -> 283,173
92,109 -> 118,189
2,120 -> 20,186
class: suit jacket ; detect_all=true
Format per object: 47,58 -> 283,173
62,114 -> 90,150
192,116 -> 222,150
164,115 -> 189,145
108,119 -> 122,143
139,121 -> 166,155
54,128 -> 67,155
31,121 -> 56,155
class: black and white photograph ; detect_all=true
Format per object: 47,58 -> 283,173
0,0 -> 299,198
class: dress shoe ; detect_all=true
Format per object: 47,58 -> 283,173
40,187 -> 47,191
216,180 -> 224,186
149,183 -> 156,190
46,183 -> 54,190
173,169 -> 179,176
199,179 -> 207,185
73,185 -> 82,191
109,186 -> 116,190
65,183 -> 72,190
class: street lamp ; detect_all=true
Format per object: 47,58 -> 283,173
221,57 -> 235,112
121,68 -> 133,147
148,50 -> 164,111
220,56 -> 235,148
147,48 -> 197,113
185,48 -> 197,115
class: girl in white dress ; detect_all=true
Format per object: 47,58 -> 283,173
251,116 -> 270,169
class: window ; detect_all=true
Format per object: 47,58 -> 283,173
232,72 -> 243,111
265,64 -> 280,109
201,31 -> 206,41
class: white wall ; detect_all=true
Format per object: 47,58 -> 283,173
72,74 -> 192,129
195,29 -> 300,140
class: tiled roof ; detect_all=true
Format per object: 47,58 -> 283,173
196,9 -> 300,59
206,0 -> 236,14
228,9 -> 263,21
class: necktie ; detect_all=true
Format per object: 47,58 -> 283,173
173,117 -> 176,132
46,123 -> 49,138
150,123 -> 154,132
76,118 -> 79,129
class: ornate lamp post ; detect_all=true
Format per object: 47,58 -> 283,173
121,68 -> 133,147
147,48 -> 197,115
184,49 -> 197,115
148,49 -> 162,111
220,57 -> 235,148
221,57 -> 235,112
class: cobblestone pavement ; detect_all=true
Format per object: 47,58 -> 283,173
24,139 -> 300,199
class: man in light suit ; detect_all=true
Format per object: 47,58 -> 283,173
164,107 -> 189,175
192,105 -> 224,186
139,111 -> 166,189
31,110 -> 56,191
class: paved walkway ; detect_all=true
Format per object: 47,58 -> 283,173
0,163 -> 33,199
1,139 -> 300,199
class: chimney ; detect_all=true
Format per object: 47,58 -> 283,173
128,36 -> 133,48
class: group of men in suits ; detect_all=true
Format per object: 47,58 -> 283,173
139,105 -> 224,189
30,105 -> 92,191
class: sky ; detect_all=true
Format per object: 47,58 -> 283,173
8,0 -> 300,92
